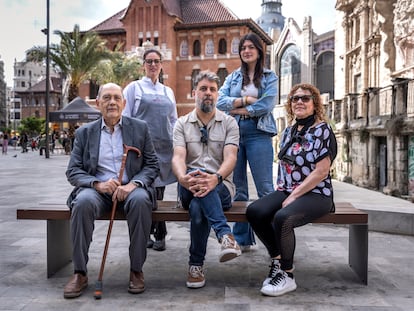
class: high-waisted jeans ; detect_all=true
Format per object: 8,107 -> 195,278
233,118 -> 274,246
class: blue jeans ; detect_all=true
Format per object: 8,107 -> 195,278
178,183 -> 232,266
233,118 -> 275,246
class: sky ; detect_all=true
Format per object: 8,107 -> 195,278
0,0 -> 335,87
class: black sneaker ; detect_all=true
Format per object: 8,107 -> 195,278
147,238 -> 154,248
153,238 -> 166,251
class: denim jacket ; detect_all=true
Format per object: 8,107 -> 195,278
217,68 -> 278,136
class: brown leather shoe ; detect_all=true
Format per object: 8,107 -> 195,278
128,271 -> 145,294
63,273 -> 88,299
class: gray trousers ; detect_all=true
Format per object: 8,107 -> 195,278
70,187 -> 152,273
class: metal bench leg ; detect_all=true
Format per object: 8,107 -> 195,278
348,224 -> 368,285
47,219 -> 72,278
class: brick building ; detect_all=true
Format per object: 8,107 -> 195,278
17,77 -> 62,119
84,0 -> 272,116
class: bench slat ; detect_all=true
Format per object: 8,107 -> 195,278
16,201 -> 367,224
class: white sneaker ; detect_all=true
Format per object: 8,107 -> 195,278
262,258 -> 281,287
219,234 -> 241,262
186,265 -> 205,289
260,271 -> 297,297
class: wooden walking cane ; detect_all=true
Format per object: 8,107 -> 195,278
94,144 -> 142,299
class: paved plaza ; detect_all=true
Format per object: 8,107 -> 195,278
1,148 -> 414,310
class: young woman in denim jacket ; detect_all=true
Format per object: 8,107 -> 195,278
217,32 -> 278,250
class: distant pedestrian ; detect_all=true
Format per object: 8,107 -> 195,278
20,133 -> 28,153
31,138 -> 37,151
2,132 -> 8,154
62,133 -> 71,155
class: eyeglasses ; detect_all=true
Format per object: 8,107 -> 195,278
290,95 -> 314,103
144,59 -> 162,65
200,126 -> 208,144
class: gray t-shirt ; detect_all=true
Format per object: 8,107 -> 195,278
173,109 -> 239,197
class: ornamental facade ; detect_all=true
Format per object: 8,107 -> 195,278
333,0 -> 414,199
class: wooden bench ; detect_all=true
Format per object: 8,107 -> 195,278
16,201 -> 368,284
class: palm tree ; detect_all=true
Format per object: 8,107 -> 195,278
91,51 -> 143,88
26,24 -> 113,102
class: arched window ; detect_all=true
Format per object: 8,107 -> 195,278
180,40 -> 189,57
217,68 -> 228,88
159,69 -> 164,84
231,38 -> 240,54
191,69 -> 201,92
205,39 -> 214,56
193,40 -> 201,56
316,51 -> 334,99
218,38 -> 227,54
279,44 -> 301,104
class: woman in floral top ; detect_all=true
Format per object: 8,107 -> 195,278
246,83 -> 337,297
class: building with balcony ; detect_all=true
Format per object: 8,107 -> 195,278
332,0 -> 414,199
0,56 -> 6,130
17,77 -> 62,120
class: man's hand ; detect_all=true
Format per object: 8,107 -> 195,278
94,179 -> 137,202
113,183 -> 137,202
186,169 -> 218,198
94,178 -> 121,195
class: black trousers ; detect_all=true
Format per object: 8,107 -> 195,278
246,191 -> 333,270
151,187 -> 167,240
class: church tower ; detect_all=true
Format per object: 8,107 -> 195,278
256,0 -> 285,41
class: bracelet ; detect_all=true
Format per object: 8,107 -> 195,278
242,96 -> 247,107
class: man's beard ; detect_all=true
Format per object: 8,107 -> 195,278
198,98 -> 215,113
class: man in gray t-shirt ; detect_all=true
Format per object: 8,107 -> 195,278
172,71 -> 241,289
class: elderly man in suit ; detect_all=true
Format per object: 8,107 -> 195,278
63,83 -> 159,298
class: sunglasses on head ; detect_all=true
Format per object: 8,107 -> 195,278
290,95 -> 314,103
200,126 -> 208,144
144,59 -> 161,65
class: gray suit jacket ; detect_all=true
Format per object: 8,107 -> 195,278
66,116 -> 160,209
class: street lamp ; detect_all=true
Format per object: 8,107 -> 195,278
44,0 -> 50,158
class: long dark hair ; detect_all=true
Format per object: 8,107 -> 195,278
238,33 -> 265,89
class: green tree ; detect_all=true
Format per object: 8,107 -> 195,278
19,117 -> 45,137
91,52 -> 143,88
26,24 -> 113,102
